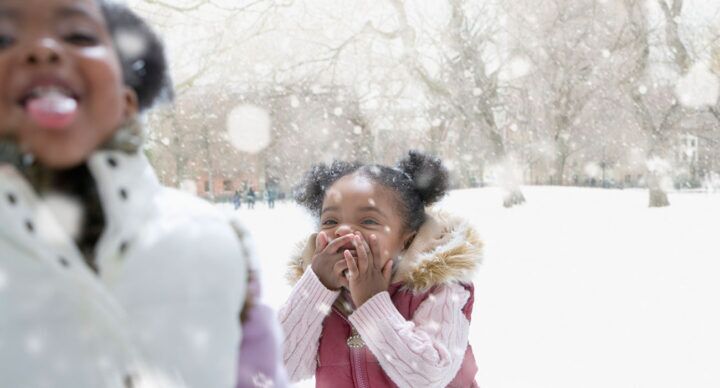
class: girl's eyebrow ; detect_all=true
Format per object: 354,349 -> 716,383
358,206 -> 386,217
0,5 -> 102,25
56,4 -> 103,24
321,206 -> 339,215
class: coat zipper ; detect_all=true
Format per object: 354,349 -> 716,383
333,307 -> 370,388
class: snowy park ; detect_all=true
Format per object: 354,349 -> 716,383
2,0 -> 720,387
229,186 -> 720,388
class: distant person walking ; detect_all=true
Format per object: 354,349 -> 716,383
267,186 -> 277,209
233,190 -> 242,210
246,188 -> 257,210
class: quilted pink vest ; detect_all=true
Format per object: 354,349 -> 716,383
314,282 -> 479,388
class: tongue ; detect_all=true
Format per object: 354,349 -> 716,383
26,93 -> 78,130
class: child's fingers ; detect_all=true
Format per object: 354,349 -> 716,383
368,234 -> 382,270
334,260 -> 350,289
333,255 -> 350,289
344,249 -> 358,278
359,233 -> 372,266
314,232 -> 328,254
353,235 -> 369,273
333,258 -> 348,278
354,232 -> 373,268
325,234 -> 355,254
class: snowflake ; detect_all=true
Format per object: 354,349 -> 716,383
24,334 -> 44,356
675,62 -> 720,108
226,104 -> 272,154
316,302 -> 331,315
290,96 -> 300,108
252,372 -> 274,388
189,328 -> 210,350
0,265 -> 8,291
115,28 -> 147,59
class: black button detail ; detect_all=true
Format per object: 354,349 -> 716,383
107,157 -> 118,168
25,220 -> 34,233
6,193 -> 17,205
58,257 -> 70,268
119,241 -> 129,255
119,188 -> 128,200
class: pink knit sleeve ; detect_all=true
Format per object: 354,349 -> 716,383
278,268 -> 340,382
348,283 -> 471,388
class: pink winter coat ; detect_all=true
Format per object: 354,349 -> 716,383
280,209 -> 483,388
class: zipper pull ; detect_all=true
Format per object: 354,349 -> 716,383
347,327 -> 366,349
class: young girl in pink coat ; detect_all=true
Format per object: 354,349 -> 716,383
279,151 -> 483,388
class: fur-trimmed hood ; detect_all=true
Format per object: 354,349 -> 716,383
287,208 -> 483,292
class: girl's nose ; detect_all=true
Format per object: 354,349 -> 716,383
24,38 -> 62,66
335,224 -> 354,237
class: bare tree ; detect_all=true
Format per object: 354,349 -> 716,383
376,0 -> 527,206
618,0 -> 694,207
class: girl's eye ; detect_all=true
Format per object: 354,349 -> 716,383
0,34 -> 15,50
322,219 -> 338,226
64,32 -> 98,46
361,219 -> 380,226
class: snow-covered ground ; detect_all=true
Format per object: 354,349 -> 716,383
223,186 -> 720,388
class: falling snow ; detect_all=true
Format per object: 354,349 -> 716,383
675,63 -> 720,109
316,302 -> 331,315
226,104 -> 272,154
114,29 -> 148,60
0,266 -> 6,291
227,186 -> 720,388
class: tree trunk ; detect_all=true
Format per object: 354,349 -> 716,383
554,154 -> 568,186
648,187 -> 670,207
488,129 -> 526,208
646,168 -> 670,207
202,126 -> 214,200
503,189 -> 526,208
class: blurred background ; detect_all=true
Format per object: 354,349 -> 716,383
128,0 -> 720,206
125,1 -> 720,387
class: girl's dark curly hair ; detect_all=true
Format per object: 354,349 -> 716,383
294,151 -> 449,232
98,0 -> 173,111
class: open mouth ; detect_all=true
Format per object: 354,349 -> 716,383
337,242 -> 358,255
17,81 -> 80,130
18,85 -> 79,109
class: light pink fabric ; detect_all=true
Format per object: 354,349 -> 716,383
279,268 -> 472,387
